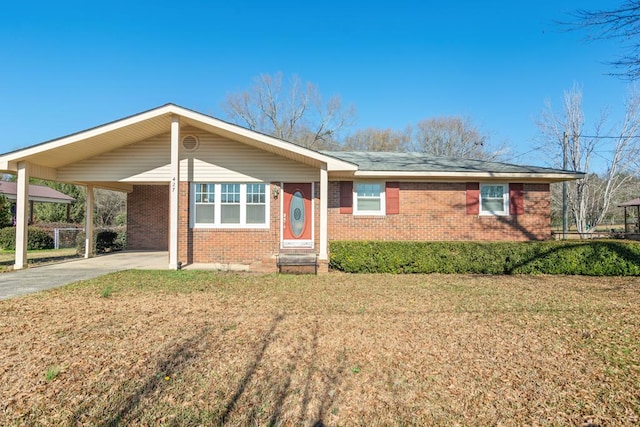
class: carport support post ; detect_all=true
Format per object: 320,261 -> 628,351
169,115 -> 180,269
14,161 -> 29,270
319,164 -> 328,260
84,185 -> 94,258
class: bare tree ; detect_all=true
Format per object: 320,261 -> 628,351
223,73 -> 356,149
94,189 -> 126,227
409,116 -> 505,160
571,1 -> 640,79
537,83 -> 640,233
342,127 -> 412,152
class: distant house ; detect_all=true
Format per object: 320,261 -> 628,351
0,104 -> 583,271
618,197 -> 640,235
0,181 -> 75,224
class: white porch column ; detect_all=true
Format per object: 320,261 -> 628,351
169,115 -> 180,269
319,164 -> 328,260
14,161 -> 30,270
84,185 -> 94,258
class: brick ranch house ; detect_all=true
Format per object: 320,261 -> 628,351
0,104 -> 583,272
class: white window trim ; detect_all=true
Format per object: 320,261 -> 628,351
353,181 -> 386,216
191,182 -> 270,229
479,183 -> 509,216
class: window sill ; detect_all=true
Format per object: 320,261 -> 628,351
192,224 -> 270,230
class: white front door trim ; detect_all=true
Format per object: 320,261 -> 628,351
280,182 -> 315,249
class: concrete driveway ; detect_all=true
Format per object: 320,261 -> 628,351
0,251 -> 168,300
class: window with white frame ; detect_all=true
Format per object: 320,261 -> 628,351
221,183 -> 241,224
480,183 -> 508,215
354,182 -> 385,215
192,183 -> 268,227
194,183 -> 215,224
246,183 -> 267,224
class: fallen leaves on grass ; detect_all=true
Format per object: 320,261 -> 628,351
0,271 -> 638,425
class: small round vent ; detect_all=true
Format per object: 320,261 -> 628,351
181,135 -> 199,151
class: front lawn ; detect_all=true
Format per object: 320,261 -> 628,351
1,271 -> 638,425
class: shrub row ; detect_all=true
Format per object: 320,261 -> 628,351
33,223 -> 84,249
76,227 -> 126,254
0,226 -> 127,253
329,240 -> 640,276
0,227 -> 55,250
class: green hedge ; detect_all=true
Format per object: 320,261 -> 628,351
0,227 -> 55,250
329,240 -> 640,276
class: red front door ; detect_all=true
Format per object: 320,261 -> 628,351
282,183 -> 312,246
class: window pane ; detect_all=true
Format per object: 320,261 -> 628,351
246,205 -> 266,224
357,183 -> 381,197
246,184 -> 266,204
195,204 -> 215,223
481,185 -> 503,198
221,184 -> 240,203
358,199 -> 381,211
196,183 -> 214,203
246,184 -> 266,224
482,199 -> 505,212
481,185 -> 505,213
221,205 -> 240,223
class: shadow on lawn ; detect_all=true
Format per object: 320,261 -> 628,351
0,254 -> 81,270
71,325 -> 214,426
70,314 -> 347,426
220,315 -> 347,426
301,319 -> 347,427
218,313 -> 285,424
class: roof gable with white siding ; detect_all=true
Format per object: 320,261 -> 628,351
57,127 -> 321,183
0,104 -> 356,190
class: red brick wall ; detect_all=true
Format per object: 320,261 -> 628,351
176,182 -> 322,269
178,182 -> 311,269
127,185 -> 169,250
328,182 -> 551,242
129,180 -> 550,268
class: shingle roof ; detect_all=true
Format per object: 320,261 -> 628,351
618,197 -> 640,207
321,151 -> 580,176
0,181 -> 75,204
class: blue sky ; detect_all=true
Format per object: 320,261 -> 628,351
0,0 -> 630,167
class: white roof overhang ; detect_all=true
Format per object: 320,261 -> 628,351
0,104 -> 357,181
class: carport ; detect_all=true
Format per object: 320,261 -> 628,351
0,105 -> 184,270
618,197 -> 640,235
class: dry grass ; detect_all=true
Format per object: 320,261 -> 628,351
1,271 -> 639,426
0,248 -> 79,272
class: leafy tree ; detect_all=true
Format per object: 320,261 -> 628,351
0,194 -> 12,228
223,72 -> 356,149
570,1 -> 640,79
31,180 -> 85,224
537,84 -> 640,233
3,178 -> 127,227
